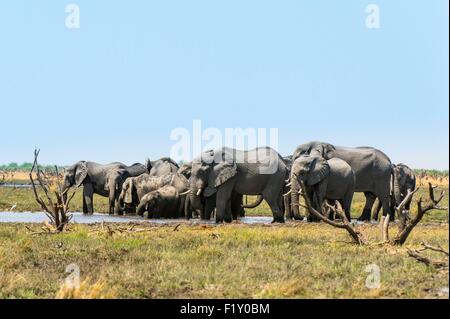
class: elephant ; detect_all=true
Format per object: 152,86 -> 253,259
104,163 -> 150,215
279,155 -> 304,220
178,161 -> 261,220
289,154 -> 355,221
188,147 -> 287,223
119,173 -> 189,213
177,162 -> 192,179
372,163 -> 416,220
291,141 -> 393,221
137,185 -> 185,218
62,161 -> 130,214
148,157 -> 179,176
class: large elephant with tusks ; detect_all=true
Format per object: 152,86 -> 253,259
291,142 -> 393,221
188,147 -> 287,223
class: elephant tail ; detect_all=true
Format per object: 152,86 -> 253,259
242,195 -> 264,209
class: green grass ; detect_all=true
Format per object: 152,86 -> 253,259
0,186 -> 448,222
0,222 -> 448,298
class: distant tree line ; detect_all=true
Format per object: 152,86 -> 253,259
0,162 -> 64,171
413,169 -> 449,178
0,162 -> 448,177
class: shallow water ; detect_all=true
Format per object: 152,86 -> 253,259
0,211 -> 274,225
0,184 -> 32,188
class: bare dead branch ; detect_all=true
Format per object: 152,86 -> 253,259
298,180 -> 365,245
29,149 -> 72,232
407,245 -> 449,270
380,214 -> 390,242
419,242 -> 449,256
390,183 -> 448,245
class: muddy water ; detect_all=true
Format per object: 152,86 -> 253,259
0,212 -> 274,225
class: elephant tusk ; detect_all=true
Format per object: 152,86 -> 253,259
283,190 -> 292,197
196,189 -> 203,196
179,190 -> 191,196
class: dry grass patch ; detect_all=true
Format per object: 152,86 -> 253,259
0,222 -> 448,299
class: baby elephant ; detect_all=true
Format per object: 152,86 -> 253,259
137,185 -> 184,218
119,173 -> 189,213
290,154 -> 355,221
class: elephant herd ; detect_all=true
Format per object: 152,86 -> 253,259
61,141 -> 416,223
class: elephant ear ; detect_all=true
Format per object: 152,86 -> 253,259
307,157 -> 330,186
212,160 -> 237,187
202,160 -> 237,198
75,162 -> 88,187
313,144 -> 335,159
124,179 -> 135,204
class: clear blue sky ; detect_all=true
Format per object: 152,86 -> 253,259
0,1 -> 448,169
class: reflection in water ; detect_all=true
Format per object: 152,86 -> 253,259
0,212 -> 273,225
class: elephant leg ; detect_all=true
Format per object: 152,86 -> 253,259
342,191 -> 354,221
304,188 -> 315,222
263,189 -> 284,223
379,191 -> 394,220
307,189 -> 321,222
203,196 -> 215,220
215,182 -> 234,223
239,198 -> 245,217
314,184 -> 328,222
231,193 -> 244,220
83,183 -> 94,215
184,196 -> 192,219
284,192 -> 292,220
82,192 -> 88,214
225,200 -> 233,223
357,192 -> 376,221
126,204 -> 136,215
114,199 -> 123,215
178,196 -> 186,218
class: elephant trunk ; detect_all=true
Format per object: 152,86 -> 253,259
136,201 -> 147,216
188,193 -> 204,218
108,181 -> 117,214
290,178 -> 301,219
118,189 -> 126,211
119,196 -> 125,211
393,170 -> 402,208
242,195 -> 264,209
61,179 -> 71,203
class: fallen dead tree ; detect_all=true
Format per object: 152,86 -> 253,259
407,242 -> 449,270
29,149 -> 75,232
299,181 -> 447,247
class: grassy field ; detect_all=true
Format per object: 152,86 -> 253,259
0,185 -> 448,222
0,178 -> 448,299
0,222 -> 448,298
